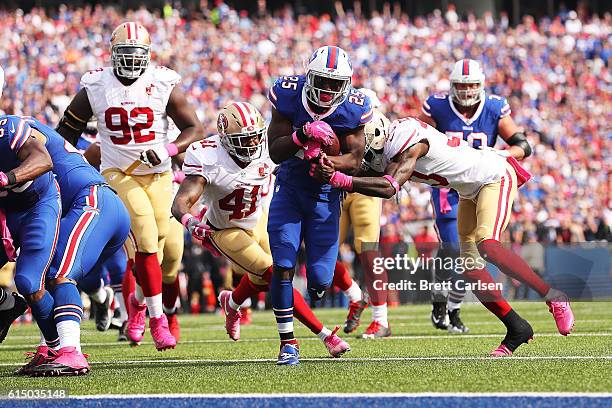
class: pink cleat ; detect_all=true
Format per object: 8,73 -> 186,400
490,344 -> 513,357
14,346 -> 57,376
30,346 -> 89,376
127,292 -> 146,345
218,290 -> 241,341
324,326 -> 351,358
546,292 -> 574,336
149,314 -> 176,351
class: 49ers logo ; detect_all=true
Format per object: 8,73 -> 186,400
217,113 -> 229,133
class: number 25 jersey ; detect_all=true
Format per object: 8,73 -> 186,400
182,136 -> 275,231
80,66 -> 181,175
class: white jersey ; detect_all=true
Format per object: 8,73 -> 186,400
384,117 -> 507,199
183,135 -> 275,230
81,65 -> 181,175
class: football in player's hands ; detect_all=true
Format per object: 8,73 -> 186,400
321,132 -> 340,156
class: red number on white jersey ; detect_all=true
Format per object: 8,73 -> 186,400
105,107 -> 155,145
218,186 -> 261,221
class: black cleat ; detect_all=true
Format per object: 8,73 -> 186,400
447,308 -> 469,333
93,287 -> 114,332
343,299 -> 368,334
117,321 -> 128,342
430,293 -> 448,330
0,293 -> 28,343
491,311 -> 534,356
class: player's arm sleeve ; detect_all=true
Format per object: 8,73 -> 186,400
7,116 -> 33,154
56,87 -> 93,146
499,97 -> 511,118
421,96 -> 434,117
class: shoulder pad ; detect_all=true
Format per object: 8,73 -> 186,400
269,75 -> 303,115
152,66 -> 181,86
188,138 -> 222,167
80,67 -> 111,88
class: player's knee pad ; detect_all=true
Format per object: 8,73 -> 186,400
14,273 -> 43,296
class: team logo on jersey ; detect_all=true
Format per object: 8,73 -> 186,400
217,113 -> 228,132
146,84 -> 156,95
259,163 -> 271,177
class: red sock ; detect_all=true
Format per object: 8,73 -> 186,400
121,259 -> 135,306
232,274 -> 260,306
362,250 -> 386,306
464,267 -> 512,318
280,338 -> 299,348
478,239 -> 550,297
134,252 -> 162,297
162,276 -> 180,311
293,288 -> 324,334
333,260 -> 353,292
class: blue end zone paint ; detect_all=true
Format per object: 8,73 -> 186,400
2,396 -> 612,408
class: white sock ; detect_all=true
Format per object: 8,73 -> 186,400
241,297 -> 252,309
371,303 -> 388,327
39,333 -> 47,347
56,320 -> 81,353
317,327 -> 332,341
145,294 -> 163,318
228,293 -> 240,310
89,286 -> 107,304
134,284 -> 145,304
344,281 -> 362,303
163,304 -> 177,315
447,300 -> 462,311
115,293 -> 128,322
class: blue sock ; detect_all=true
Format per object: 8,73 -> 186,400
29,291 -> 59,348
270,273 -> 296,345
50,282 -> 83,325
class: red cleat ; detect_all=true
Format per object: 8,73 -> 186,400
324,326 -> 350,358
30,347 -> 89,377
546,291 -> 574,336
166,312 -> 181,342
14,346 -> 57,376
343,299 -> 367,334
240,308 -> 253,325
218,290 -> 241,341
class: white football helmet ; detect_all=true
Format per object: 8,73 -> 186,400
110,22 -> 151,80
449,59 -> 485,107
362,109 -> 390,173
304,46 -> 353,108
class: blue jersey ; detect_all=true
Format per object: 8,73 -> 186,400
268,75 -> 373,196
25,118 -> 105,213
423,93 -> 510,221
0,115 -> 53,211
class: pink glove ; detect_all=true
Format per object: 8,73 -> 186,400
439,188 -> 452,214
303,121 -> 335,145
188,206 -> 221,257
173,170 -> 186,184
302,140 -> 322,161
329,171 -> 353,191
0,172 -> 10,188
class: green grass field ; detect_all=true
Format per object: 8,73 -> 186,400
1,302 -> 611,395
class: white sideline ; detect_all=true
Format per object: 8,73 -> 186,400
1,355 -> 611,367
2,331 -> 612,351
67,392 -> 612,399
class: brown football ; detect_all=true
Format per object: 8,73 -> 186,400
321,133 -> 341,156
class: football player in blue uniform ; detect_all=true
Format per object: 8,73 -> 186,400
267,46 -> 372,365
0,116 -> 62,360
15,118 -> 130,376
418,59 -> 531,333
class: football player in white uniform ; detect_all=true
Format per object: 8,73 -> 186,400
172,102 -> 350,358
314,117 -> 575,356
56,22 -> 203,351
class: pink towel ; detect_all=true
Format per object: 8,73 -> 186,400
439,188 -> 453,214
0,208 -> 16,261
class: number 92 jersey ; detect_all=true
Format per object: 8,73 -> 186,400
182,135 -> 275,231
421,93 -> 510,148
80,66 -> 181,175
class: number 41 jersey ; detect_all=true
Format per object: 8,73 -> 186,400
182,136 -> 275,231
80,66 -> 180,175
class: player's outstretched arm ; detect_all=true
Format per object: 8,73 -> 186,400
56,88 -> 93,147
417,110 -> 437,128
326,126 -> 365,175
10,137 -> 53,184
498,115 -> 531,160
267,107 -> 300,164
319,142 -> 429,199
171,174 -> 206,223
166,87 -> 204,153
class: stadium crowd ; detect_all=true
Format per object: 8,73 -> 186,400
0,1 -> 609,253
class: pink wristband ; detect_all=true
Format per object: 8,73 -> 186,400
165,143 -> 179,157
181,213 -> 194,228
291,131 -> 304,147
383,175 -> 400,194
329,171 -> 353,191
